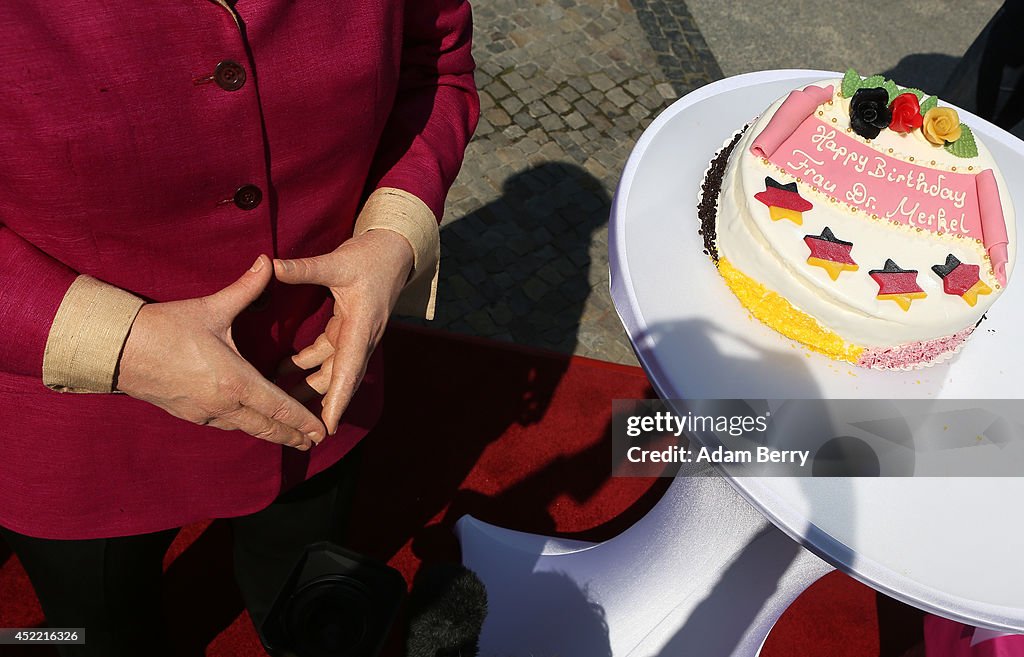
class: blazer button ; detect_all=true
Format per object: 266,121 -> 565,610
233,184 -> 262,210
214,60 -> 246,91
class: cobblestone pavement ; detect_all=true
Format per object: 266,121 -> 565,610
398,0 -> 722,365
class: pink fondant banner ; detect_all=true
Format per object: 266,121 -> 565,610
750,84 -> 834,159
755,114 -> 1009,283
977,168 -> 1010,284
769,117 -> 982,237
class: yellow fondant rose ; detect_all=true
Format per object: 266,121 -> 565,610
922,107 -> 962,145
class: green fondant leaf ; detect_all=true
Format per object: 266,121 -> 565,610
944,124 -> 979,158
920,95 -> 938,115
861,74 -> 886,89
841,69 -> 861,98
882,80 -> 900,104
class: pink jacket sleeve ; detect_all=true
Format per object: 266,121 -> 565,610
367,0 -> 480,221
0,226 -> 78,378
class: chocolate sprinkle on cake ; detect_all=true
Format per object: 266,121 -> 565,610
698,127 -> 746,262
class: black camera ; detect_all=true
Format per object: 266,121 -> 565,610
259,542 -> 406,657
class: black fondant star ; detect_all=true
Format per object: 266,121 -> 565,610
764,176 -> 798,194
816,227 -> 852,246
870,259 -> 917,276
931,254 -> 961,279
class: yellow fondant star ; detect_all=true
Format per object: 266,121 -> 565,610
961,279 -> 992,307
807,257 -> 859,281
877,291 -> 928,312
768,206 -> 803,225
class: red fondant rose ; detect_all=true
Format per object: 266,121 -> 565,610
889,93 -> 923,133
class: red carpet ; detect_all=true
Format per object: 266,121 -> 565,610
0,324 -> 922,656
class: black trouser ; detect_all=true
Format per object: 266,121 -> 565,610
0,450 -> 361,657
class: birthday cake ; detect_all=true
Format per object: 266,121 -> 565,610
699,70 -> 1016,369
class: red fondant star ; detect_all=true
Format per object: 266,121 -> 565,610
754,177 -> 813,212
932,254 -> 992,307
870,259 -> 926,311
804,227 -> 858,280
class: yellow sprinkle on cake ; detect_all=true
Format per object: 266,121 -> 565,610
717,258 -> 864,364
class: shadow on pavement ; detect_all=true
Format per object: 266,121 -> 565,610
409,162 -> 610,355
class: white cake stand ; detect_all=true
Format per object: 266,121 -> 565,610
609,71 -> 1024,630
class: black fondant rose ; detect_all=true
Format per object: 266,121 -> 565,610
849,87 -> 892,139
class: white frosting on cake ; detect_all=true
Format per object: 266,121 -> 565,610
715,79 -> 1016,349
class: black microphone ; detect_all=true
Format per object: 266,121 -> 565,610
405,563 -> 488,657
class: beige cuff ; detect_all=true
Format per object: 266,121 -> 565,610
354,187 -> 440,319
42,275 -> 146,393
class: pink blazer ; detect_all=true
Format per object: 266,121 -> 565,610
0,1 -> 478,538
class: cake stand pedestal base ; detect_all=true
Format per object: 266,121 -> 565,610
457,469 -> 834,657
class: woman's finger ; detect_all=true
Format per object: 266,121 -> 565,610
219,405 -> 313,450
291,330 -> 335,371
321,319 -> 372,434
235,363 -> 327,443
305,356 -> 334,396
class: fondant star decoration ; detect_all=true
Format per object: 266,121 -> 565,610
932,254 -> 992,307
754,176 -> 813,225
804,227 -> 858,280
870,259 -> 926,311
